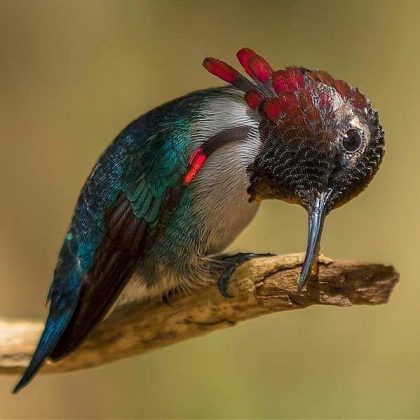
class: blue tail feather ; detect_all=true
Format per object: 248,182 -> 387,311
12,309 -> 74,393
13,235 -> 84,393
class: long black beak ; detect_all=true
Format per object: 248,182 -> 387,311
298,189 -> 332,290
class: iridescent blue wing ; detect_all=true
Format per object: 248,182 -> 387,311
13,119 -> 190,393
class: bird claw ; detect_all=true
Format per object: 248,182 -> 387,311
216,252 -> 275,298
162,289 -> 177,306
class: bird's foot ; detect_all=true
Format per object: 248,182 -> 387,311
216,252 -> 275,298
162,288 -> 177,306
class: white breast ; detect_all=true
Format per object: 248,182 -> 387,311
117,88 -> 262,305
190,88 -> 262,254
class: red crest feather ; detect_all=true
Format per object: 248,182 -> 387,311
203,48 -> 368,125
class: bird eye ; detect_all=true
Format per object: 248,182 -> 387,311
342,129 -> 363,153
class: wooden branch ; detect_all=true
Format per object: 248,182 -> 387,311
0,254 -> 398,375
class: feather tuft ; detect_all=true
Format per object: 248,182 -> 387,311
203,48 -> 370,124
262,93 -> 299,123
236,48 -> 273,84
236,48 -> 257,77
244,90 -> 263,109
203,57 -> 253,92
203,57 -> 241,85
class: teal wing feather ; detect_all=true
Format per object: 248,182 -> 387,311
49,125 -> 190,359
13,106 -> 193,393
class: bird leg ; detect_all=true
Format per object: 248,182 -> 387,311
215,252 -> 275,298
161,288 -> 178,306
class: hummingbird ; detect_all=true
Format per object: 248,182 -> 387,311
13,48 -> 384,393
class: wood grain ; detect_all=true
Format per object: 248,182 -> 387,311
0,254 -> 398,375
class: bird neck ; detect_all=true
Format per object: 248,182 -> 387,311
190,86 -> 260,149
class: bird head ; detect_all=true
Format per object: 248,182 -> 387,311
203,48 -> 385,289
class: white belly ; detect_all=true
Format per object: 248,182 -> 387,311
191,141 -> 260,254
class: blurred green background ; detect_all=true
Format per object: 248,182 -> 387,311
0,0 -> 418,418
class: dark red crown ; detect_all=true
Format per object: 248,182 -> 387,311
203,48 -> 368,126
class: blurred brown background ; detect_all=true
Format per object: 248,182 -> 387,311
0,0 -> 419,418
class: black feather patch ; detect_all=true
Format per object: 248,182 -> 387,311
50,195 -> 148,360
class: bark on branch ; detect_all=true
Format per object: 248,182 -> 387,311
0,254 -> 398,375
